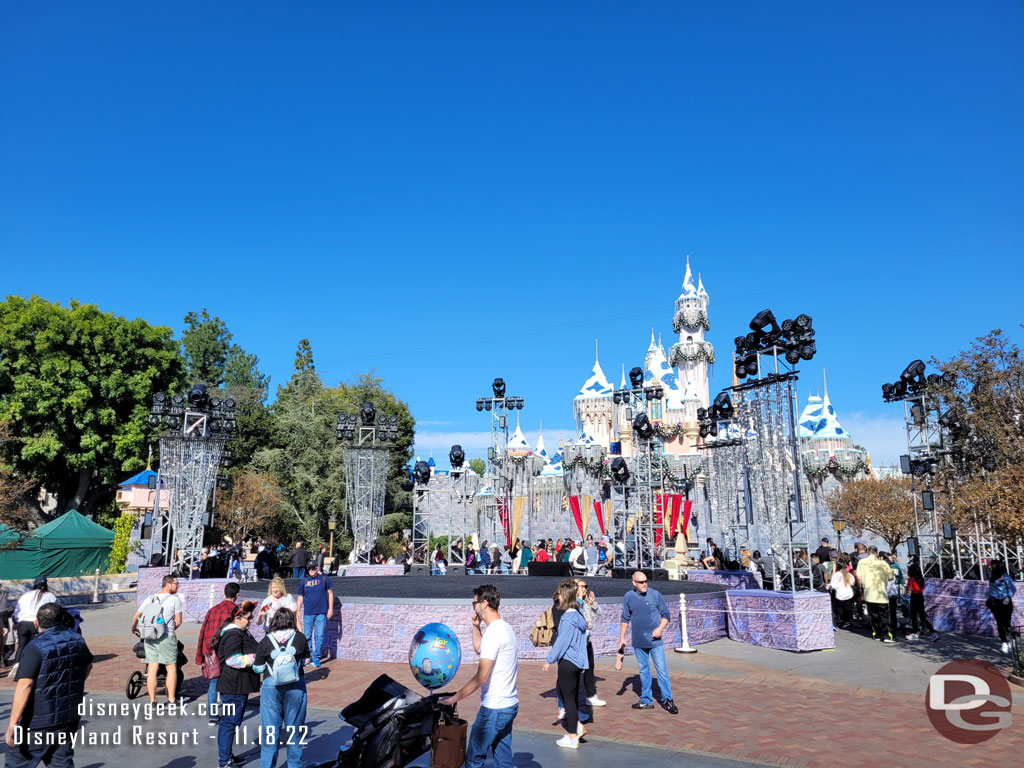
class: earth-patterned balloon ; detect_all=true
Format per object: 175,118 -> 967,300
409,622 -> 461,690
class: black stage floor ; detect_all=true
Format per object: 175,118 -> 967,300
239,574 -> 723,601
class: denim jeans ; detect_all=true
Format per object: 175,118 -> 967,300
207,675 -> 219,717
6,727 -> 75,768
259,678 -> 307,768
634,644 -> 672,704
302,613 -> 327,664
229,561 -> 243,579
217,693 -> 249,766
466,703 -> 518,768
291,567 -> 305,580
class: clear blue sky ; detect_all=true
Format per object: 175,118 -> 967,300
2,2 -> 1022,467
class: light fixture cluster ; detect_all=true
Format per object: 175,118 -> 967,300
899,453 -> 941,477
734,310 -> 816,379
335,402 -> 399,442
613,366 -> 664,404
881,360 -> 954,402
149,385 -> 237,437
476,378 -> 524,411
697,391 -> 734,439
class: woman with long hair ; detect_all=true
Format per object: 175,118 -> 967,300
257,577 -> 298,628
543,580 -> 589,749
254,607 -> 309,768
829,555 -> 856,629
214,601 -> 260,768
575,578 -> 605,707
905,556 -> 936,640
987,559 -> 1017,653
14,576 -> 56,665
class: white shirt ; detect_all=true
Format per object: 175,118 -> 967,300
258,594 -> 297,626
479,618 -> 518,709
15,591 -> 57,623
830,571 -> 854,601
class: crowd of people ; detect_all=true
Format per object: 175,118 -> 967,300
421,534 -> 613,576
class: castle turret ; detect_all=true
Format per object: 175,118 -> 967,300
668,256 -> 714,408
573,343 -> 614,449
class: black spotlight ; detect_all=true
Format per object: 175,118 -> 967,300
492,378 -> 506,398
413,460 -> 431,484
476,399 -> 484,412
360,401 -> 376,425
612,390 -> 623,405
900,360 -> 927,392
611,457 -> 631,483
749,309 -> 782,345
449,444 -> 465,469
713,391 -> 734,419
629,366 -> 644,389
882,383 -> 895,400
188,383 -> 209,410
632,412 -> 655,440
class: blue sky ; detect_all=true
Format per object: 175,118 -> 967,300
2,2 -> 1022,467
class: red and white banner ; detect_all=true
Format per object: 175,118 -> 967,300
594,500 -> 606,536
568,496 -> 584,539
497,495 -> 512,547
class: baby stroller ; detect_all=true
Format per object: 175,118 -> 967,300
311,674 -> 460,768
126,639 -> 187,700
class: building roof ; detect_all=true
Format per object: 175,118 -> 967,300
507,424 -> 531,451
118,469 -> 158,488
697,273 -> 708,300
540,450 -> 563,476
576,358 -> 613,398
678,255 -> 698,300
535,428 -> 548,462
799,385 -> 851,441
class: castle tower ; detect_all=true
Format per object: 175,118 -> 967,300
573,342 -> 614,448
667,256 -> 714,408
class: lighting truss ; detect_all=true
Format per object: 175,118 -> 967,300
475,379 -> 524,547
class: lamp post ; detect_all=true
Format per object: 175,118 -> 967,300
831,514 -> 846,553
328,513 -> 337,561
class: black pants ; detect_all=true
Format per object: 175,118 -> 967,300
583,642 -> 596,698
888,596 -> 899,632
909,593 -> 933,634
836,598 -> 853,625
866,602 -> 890,639
6,725 -> 76,768
16,621 -> 37,663
991,599 -> 1014,643
556,659 -> 583,734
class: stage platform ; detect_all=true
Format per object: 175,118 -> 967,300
238,574 -> 723,603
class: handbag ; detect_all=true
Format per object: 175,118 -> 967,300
431,709 -> 467,768
202,648 -> 221,680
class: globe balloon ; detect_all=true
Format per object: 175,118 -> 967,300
409,622 -> 461,690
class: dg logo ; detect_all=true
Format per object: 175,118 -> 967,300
926,659 -> 1013,744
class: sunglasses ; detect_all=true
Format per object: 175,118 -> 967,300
633,579 -> 648,585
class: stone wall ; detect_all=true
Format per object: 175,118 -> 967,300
725,589 -> 834,651
680,592 -> 729,645
925,578 -> 1024,636
686,569 -> 762,590
136,568 -> 238,624
342,564 -> 404,577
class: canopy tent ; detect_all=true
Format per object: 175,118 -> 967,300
0,510 -> 115,579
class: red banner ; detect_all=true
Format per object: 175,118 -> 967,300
681,499 -> 693,539
668,494 -> 683,536
497,496 -> 512,547
593,500 -> 606,536
568,496 -> 584,539
654,493 -> 664,547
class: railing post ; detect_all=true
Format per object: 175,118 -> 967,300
91,568 -> 101,604
674,592 -> 697,654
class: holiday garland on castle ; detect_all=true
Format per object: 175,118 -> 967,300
672,308 -> 711,334
561,452 -> 612,479
668,344 -> 715,366
804,458 -> 868,480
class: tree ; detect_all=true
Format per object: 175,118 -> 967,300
214,469 -> 285,544
294,338 -> 314,372
181,309 -> 232,387
222,344 -> 272,469
0,296 -> 182,520
468,458 -> 486,476
0,419 -> 35,530
826,476 -> 916,553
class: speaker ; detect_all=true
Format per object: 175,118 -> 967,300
612,567 -> 667,581
409,564 -> 429,576
448,565 -> 465,577
651,568 -> 669,582
527,561 -> 571,577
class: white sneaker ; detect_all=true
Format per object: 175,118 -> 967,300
577,722 -> 587,737
556,735 -> 579,749
557,708 -> 565,720
588,695 -> 606,706
906,633 -> 918,640
1001,642 -> 1009,653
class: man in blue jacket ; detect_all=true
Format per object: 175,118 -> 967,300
617,570 -> 678,714
4,603 -> 94,767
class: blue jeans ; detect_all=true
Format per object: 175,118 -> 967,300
229,561 -> 243,579
292,567 -> 305,580
259,678 -> 307,768
302,613 -> 327,664
5,727 -> 75,768
207,676 -> 219,717
634,644 -> 672,704
217,693 -> 249,766
466,703 -> 517,768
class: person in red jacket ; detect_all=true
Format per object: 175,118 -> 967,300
196,582 -> 240,724
905,557 -> 937,641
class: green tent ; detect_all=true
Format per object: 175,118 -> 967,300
0,510 -> 115,579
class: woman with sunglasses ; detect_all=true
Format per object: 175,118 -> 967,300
575,579 -> 605,707
213,601 -> 261,768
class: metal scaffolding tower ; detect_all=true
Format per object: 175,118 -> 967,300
476,379 -> 524,547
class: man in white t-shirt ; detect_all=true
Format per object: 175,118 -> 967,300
440,584 -> 518,768
131,573 -> 184,704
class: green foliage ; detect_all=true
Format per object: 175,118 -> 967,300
468,458 -> 486,476
375,534 -> 403,561
181,309 -> 232,387
0,295 -> 183,517
107,511 -> 139,573
294,339 -> 314,372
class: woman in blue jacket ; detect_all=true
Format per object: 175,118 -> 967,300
988,559 -> 1017,653
542,580 -> 589,750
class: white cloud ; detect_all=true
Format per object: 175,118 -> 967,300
413,431 -> 492,462
839,411 -> 908,467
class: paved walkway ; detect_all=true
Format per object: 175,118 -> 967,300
3,601 -> 1022,767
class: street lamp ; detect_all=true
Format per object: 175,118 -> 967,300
328,513 -> 337,561
831,514 -> 846,552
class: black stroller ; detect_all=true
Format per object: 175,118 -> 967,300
312,674 -> 460,768
126,640 -> 187,700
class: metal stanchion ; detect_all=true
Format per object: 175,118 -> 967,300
91,568 -> 101,604
674,592 -> 697,654
208,584 -> 215,610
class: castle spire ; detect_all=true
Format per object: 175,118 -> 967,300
595,338 -> 599,365
697,272 -> 708,300
823,368 -> 829,402
679,255 -> 697,297
620,364 -> 626,389
648,328 -> 657,351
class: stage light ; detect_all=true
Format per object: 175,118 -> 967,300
188,384 -> 209,409
795,314 -> 812,329
476,399 -> 484,412
611,457 -> 630,483
749,309 -> 781,344
413,460 -> 431,484
154,392 -> 166,404
360,401 -> 376,425
172,394 -> 185,406
922,490 -> 934,511
882,383 -> 895,399
484,401 -> 492,411
900,360 -> 926,391
224,398 -> 236,412
713,391 -> 734,419
899,455 -> 912,474
612,391 -> 622,405
217,474 -> 230,491
492,378 -> 506,397
785,349 -> 800,365
148,414 -> 161,426
927,374 -> 942,385
629,367 -> 644,389
209,397 -> 221,409
938,409 -> 960,431
709,421 -> 719,437
449,444 -> 465,469
798,341 -> 816,360
632,412 -> 654,440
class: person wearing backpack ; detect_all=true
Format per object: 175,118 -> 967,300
196,582 -> 240,726
253,607 -> 310,768
131,573 -> 183,704
214,601 -> 260,768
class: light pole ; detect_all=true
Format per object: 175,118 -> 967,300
328,513 -> 337,561
831,514 -> 845,553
